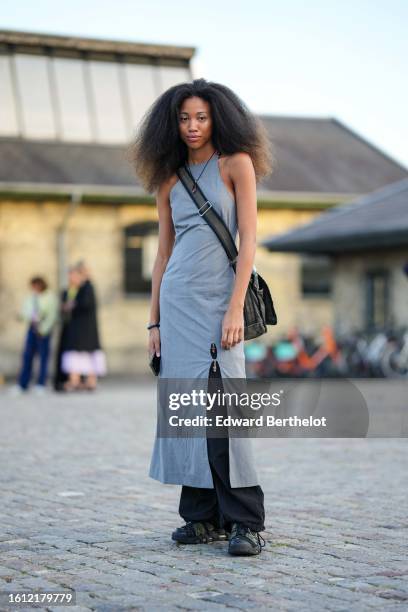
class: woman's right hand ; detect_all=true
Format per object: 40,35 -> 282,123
148,327 -> 161,357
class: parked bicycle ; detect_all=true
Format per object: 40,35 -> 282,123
245,326 -> 408,379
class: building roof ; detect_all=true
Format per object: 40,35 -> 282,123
0,138 -> 136,188
0,28 -> 195,61
259,116 -> 407,194
262,178 -> 408,254
1,115 -> 407,203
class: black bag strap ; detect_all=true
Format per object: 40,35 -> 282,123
176,165 -> 239,271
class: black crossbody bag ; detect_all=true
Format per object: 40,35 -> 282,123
176,165 -> 277,341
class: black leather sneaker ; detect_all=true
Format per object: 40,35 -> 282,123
228,523 -> 266,555
172,521 -> 228,544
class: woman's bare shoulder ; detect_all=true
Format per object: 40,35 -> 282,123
220,152 -> 253,169
218,153 -> 254,192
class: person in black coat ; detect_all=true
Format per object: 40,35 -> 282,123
60,262 -> 107,391
53,267 -> 80,391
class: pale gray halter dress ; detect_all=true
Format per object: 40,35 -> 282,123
149,153 -> 259,488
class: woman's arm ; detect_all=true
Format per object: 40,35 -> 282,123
148,179 -> 175,356
221,152 -> 257,350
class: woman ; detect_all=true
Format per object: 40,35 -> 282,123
61,262 -> 107,391
53,266 -> 80,391
131,78 -> 273,555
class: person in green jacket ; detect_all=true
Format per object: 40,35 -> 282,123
14,276 -> 58,394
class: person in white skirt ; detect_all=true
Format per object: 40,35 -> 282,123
61,262 -> 107,391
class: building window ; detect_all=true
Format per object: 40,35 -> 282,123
52,57 -> 93,141
89,60 -> 129,143
301,255 -> 332,297
124,222 -> 158,295
14,53 -> 57,138
123,62 -> 159,130
0,55 -> 19,135
365,269 -> 389,330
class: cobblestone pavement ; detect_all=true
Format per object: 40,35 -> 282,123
0,380 -> 407,611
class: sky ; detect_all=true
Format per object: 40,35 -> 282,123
2,0 -> 407,167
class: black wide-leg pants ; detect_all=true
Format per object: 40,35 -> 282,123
178,346 -> 265,533
178,435 -> 265,532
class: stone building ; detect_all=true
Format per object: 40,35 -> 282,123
1,28 -> 407,376
262,178 -> 408,335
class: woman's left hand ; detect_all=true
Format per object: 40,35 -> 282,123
221,303 -> 244,349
